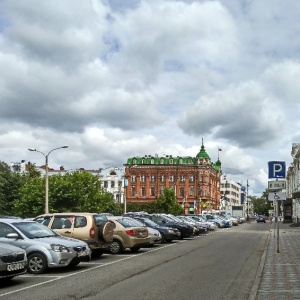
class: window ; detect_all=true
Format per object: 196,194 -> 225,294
160,186 -> 164,194
169,159 -> 173,164
188,158 -> 192,164
150,175 -> 156,182
151,159 -> 154,164
189,175 -> 194,182
179,175 -> 185,182
104,181 -> 108,188
133,159 -> 137,164
118,181 -> 122,187
160,175 -> 165,182
131,176 -> 136,183
111,181 -> 115,188
74,217 -> 87,228
141,187 -> 146,196
160,158 -> 164,164
180,187 -> 184,196
141,175 -> 146,182
0,223 -> 16,237
169,175 -> 174,182
179,158 -> 183,164
190,187 -> 194,196
150,187 -> 155,196
131,187 -> 136,196
199,175 -> 203,182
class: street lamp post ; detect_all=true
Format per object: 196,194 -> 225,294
28,145 -> 68,214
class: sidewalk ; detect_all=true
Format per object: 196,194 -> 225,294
255,222 -> 300,300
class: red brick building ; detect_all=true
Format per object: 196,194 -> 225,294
124,141 -> 222,214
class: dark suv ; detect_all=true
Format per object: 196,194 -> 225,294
145,214 -> 193,239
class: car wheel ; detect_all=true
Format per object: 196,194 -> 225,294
91,249 -> 104,258
165,239 -> 173,243
98,222 -> 114,242
28,252 -> 48,274
110,240 -> 123,254
178,230 -> 184,240
130,246 -> 140,252
160,233 -> 166,243
69,261 -> 80,267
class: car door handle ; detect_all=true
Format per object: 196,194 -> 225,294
64,231 -> 71,234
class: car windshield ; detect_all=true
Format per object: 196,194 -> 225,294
141,218 -> 158,227
128,218 -> 146,227
116,218 -> 144,228
13,221 -> 57,239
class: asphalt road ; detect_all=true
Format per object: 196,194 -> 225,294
0,222 -> 270,300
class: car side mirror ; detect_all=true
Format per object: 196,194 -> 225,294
7,233 -> 19,239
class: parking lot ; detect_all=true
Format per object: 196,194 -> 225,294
0,228 -> 227,298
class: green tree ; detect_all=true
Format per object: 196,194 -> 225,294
14,170 -> 122,217
0,162 -> 23,215
250,189 -> 271,216
153,188 -> 184,215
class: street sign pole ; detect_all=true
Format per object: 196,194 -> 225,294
276,199 -> 280,253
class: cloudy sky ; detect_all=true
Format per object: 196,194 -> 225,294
0,0 -> 299,196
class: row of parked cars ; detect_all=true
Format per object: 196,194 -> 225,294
0,212 -> 243,280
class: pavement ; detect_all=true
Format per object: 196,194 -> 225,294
251,221 -> 300,300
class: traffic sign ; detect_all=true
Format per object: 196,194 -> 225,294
268,192 -> 286,201
268,161 -> 286,179
268,180 -> 286,190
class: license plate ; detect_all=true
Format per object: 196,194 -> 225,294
7,262 -> 25,271
77,250 -> 89,257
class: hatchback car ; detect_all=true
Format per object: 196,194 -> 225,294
256,216 -> 266,223
106,216 -> 150,254
0,218 -> 91,274
34,212 -> 113,257
0,242 -> 27,280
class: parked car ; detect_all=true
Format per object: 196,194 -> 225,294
131,216 -> 180,243
128,218 -> 162,245
256,216 -> 266,223
0,218 -> 91,274
145,214 -> 193,239
175,215 -> 207,234
106,216 -> 150,254
34,212 -> 114,257
187,215 -> 217,231
0,242 -> 27,280
200,214 -> 230,228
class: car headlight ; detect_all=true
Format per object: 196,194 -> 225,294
51,244 -> 70,252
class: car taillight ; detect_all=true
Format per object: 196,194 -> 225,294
90,227 -> 95,238
125,229 -> 135,236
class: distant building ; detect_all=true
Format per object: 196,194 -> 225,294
124,141 -> 222,214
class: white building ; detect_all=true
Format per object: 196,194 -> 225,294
99,167 -> 125,204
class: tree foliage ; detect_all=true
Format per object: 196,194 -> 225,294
0,162 -> 23,215
250,189 -> 272,216
126,188 -> 184,215
14,170 -> 123,218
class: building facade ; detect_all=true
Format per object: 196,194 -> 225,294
124,142 -> 222,214
286,143 -> 300,223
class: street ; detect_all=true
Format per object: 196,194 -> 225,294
0,222 -> 270,300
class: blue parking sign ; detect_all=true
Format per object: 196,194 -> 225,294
268,161 -> 286,179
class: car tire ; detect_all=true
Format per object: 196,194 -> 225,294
69,261 -> 80,267
165,239 -> 173,243
110,240 -> 123,254
98,222 -> 114,242
160,233 -> 166,243
91,249 -> 104,258
130,246 -> 140,252
178,230 -> 184,240
28,252 -> 48,274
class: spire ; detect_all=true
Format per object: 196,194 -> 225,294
196,138 -> 210,159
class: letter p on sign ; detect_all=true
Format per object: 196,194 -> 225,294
268,161 -> 286,179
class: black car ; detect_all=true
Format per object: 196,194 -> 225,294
256,216 -> 266,223
132,216 -> 180,243
146,214 -> 194,239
